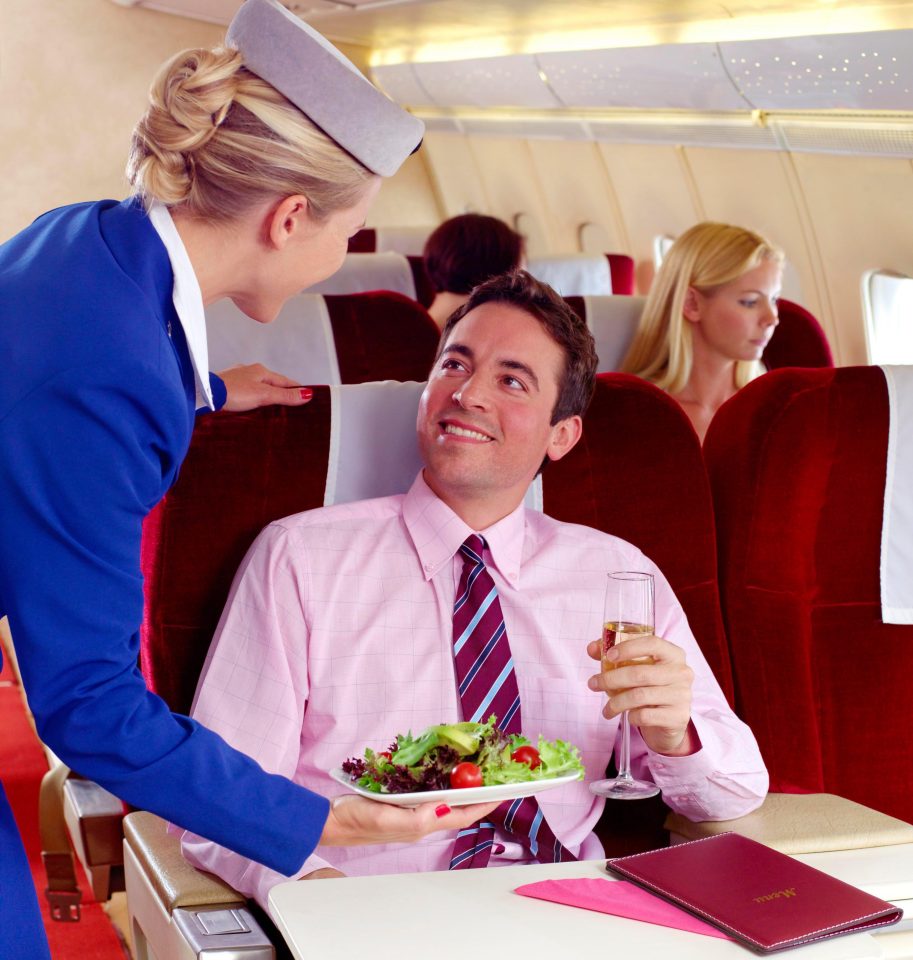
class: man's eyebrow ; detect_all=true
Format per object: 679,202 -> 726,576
501,359 -> 539,390
442,342 -> 473,360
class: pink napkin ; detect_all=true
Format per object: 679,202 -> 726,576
514,878 -> 732,940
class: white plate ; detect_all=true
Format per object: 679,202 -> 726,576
328,768 -> 582,807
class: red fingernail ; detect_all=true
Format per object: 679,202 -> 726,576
435,804 -> 451,818
300,388 -> 313,401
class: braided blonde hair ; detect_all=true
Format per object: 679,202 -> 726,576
127,46 -> 375,222
620,222 -> 784,394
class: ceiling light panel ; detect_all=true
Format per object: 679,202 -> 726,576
372,63 -> 435,105
410,55 -> 565,108
537,43 -> 748,110
720,29 -> 913,110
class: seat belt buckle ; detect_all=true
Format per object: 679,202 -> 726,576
42,851 -> 82,922
45,888 -> 82,922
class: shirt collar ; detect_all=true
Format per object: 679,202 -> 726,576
147,201 -> 213,410
403,472 -> 527,588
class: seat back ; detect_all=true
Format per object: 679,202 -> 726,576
606,254 -> 636,296
763,298 -> 834,370
527,254 -> 613,296
205,291 -> 438,386
704,366 -> 913,822
140,381 -> 428,714
564,296 -> 646,373
543,373 -> 734,703
306,252 -> 418,298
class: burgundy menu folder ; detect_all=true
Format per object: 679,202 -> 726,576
606,832 -> 902,953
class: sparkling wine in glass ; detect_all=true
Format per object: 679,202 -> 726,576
590,571 -> 661,800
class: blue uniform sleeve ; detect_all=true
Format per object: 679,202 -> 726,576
208,372 -> 227,412
0,360 -> 327,877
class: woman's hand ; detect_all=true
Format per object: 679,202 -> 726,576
319,796 -> 501,847
218,363 -> 313,412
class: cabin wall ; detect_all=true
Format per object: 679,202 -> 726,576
375,130 -> 913,364
0,0 -> 224,241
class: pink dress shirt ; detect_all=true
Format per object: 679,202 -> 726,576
181,473 -> 767,913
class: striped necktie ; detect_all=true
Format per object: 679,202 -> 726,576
448,534 -> 575,869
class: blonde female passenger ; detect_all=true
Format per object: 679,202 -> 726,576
0,2 -> 497,955
620,222 -> 784,443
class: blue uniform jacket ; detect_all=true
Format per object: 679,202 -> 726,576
0,200 -> 329,879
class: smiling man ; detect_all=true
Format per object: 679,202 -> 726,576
181,271 -> 767,913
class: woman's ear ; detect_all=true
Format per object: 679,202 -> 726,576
266,195 -> 310,250
682,286 -> 703,324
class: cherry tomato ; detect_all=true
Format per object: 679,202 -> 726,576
450,761 -> 483,789
511,745 -> 541,769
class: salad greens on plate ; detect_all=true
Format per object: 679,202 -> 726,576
340,715 -> 584,795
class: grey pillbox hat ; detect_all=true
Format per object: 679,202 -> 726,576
226,0 -> 424,177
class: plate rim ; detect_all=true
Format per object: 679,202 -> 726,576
328,766 -> 582,807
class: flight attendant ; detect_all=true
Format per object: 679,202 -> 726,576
621,222 -> 783,442
0,2 -> 494,956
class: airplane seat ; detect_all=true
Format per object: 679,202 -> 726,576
606,253 -> 636,295
305,251 -> 418,299
205,292 -> 438,387
762,297 -> 834,370
527,253 -> 613,296
563,295 -> 646,372
347,227 -> 376,253
347,226 -> 431,256
323,292 -> 439,383
406,254 -> 436,308
702,366 -> 913,825
130,380 -> 427,960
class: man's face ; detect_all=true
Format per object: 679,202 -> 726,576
417,301 -> 579,515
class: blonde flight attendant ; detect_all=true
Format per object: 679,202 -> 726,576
621,222 -> 784,442
0,2 -> 494,956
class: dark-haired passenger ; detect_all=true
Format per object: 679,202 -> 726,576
181,270 -> 766,912
424,213 -> 525,329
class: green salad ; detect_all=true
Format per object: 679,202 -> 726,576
340,715 -> 585,794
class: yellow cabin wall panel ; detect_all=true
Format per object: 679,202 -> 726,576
525,140 -> 627,255
0,0 -> 223,243
420,132 -> 491,218
683,146 -> 832,352
790,152 -> 913,366
466,136 -> 557,257
596,143 -> 703,292
367,150 -> 442,228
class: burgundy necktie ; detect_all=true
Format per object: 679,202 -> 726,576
448,534 -> 575,869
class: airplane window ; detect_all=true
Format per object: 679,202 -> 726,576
653,234 -> 675,269
862,270 -> 913,364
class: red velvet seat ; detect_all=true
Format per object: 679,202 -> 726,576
324,292 -> 438,383
205,291 -> 438,386
764,298 -> 834,369
704,366 -> 913,823
606,254 -> 636,296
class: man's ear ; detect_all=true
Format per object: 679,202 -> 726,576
265,194 -> 310,251
545,415 -> 583,464
682,286 -> 702,324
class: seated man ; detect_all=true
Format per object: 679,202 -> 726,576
181,271 -> 767,911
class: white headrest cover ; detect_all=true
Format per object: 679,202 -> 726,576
306,252 -> 417,299
583,295 -> 646,372
880,364 -> 913,624
206,294 -> 340,385
528,254 -> 613,297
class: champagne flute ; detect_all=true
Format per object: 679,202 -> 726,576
590,571 -> 661,799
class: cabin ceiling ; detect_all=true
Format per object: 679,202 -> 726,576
118,1 -> 913,61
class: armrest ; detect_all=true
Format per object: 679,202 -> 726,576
665,793 -> 913,854
123,811 -> 243,912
